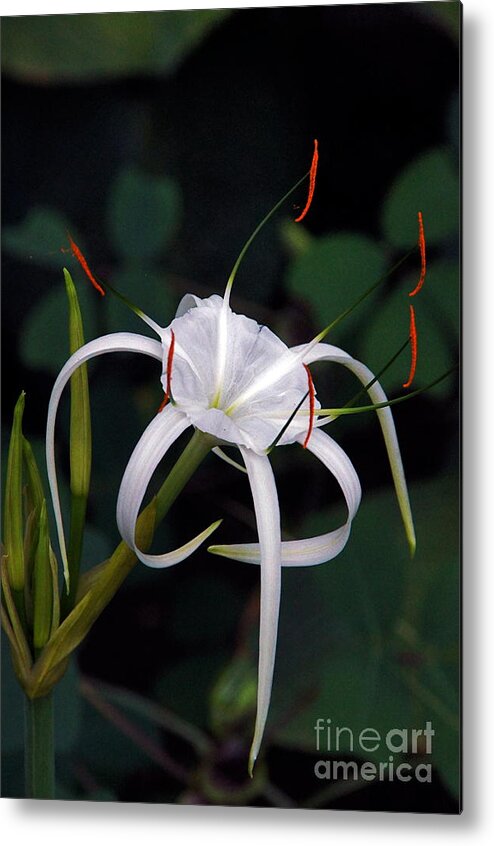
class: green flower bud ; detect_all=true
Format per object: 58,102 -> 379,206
33,502 -> 53,653
3,392 -> 26,594
64,268 -> 92,501
22,436 -> 45,521
63,268 -> 92,609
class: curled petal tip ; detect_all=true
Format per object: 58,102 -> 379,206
209,519 -> 223,534
207,542 -> 234,558
60,550 -> 70,593
248,750 -> 257,779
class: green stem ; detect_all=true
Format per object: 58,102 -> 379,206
24,693 -> 55,799
29,430 -> 217,701
155,427 -> 216,523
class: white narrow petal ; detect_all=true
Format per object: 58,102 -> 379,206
238,447 -> 282,775
294,341 -> 416,555
46,332 -> 163,589
116,404 -> 219,568
210,429 -> 361,568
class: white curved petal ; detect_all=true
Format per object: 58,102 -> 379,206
46,332 -> 164,589
209,430 -> 361,568
174,293 -> 203,318
238,447 -> 282,776
293,341 -> 416,555
116,405 -> 220,568
175,293 -> 223,319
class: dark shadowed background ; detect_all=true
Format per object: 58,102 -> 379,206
1,2 -> 460,811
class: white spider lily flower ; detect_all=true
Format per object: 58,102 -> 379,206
46,289 -> 414,775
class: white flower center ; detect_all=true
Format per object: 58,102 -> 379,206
160,295 -> 315,454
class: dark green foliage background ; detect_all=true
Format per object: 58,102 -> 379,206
1,3 -> 460,811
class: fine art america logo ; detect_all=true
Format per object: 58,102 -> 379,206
314,718 -> 435,783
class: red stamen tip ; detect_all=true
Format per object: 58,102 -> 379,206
302,363 -> 315,448
166,329 -> 176,399
409,211 -> 426,297
158,329 -> 176,412
295,139 -> 319,223
403,304 -> 418,389
68,234 -> 105,297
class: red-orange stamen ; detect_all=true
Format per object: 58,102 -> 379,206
409,211 -> 426,297
157,395 -> 169,413
295,139 -> 319,223
158,329 -> 176,411
403,305 -> 418,388
68,234 -> 105,297
302,363 -> 315,448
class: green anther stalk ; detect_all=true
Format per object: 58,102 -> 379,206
224,169 -> 310,301
314,247 -> 417,346
63,269 -> 92,613
4,392 -> 27,609
316,367 -> 456,418
33,502 -> 54,654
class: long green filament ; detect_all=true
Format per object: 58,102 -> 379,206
99,278 -> 162,335
213,168 -> 311,408
223,169 -> 310,305
314,368 -> 455,418
312,247 -> 417,348
266,390 -> 309,453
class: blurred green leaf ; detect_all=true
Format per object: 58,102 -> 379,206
108,168 -> 181,261
265,475 -> 459,795
360,260 -> 459,396
155,652 -> 229,731
20,281 -> 97,375
210,655 -> 257,738
3,206 -> 74,269
2,10 -> 232,83
280,219 -> 316,258
286,233 -> 387,332
381,148 -> 459,248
